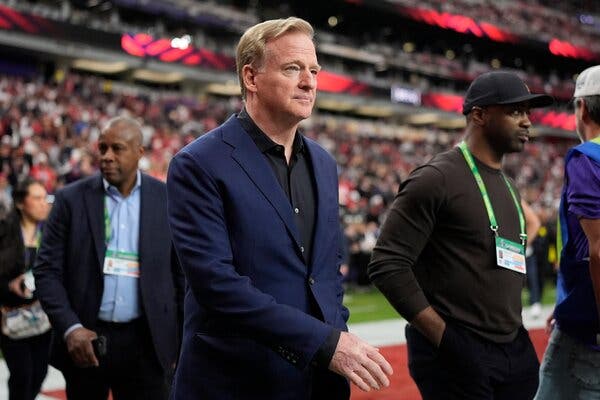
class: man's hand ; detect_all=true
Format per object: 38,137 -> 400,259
410,306 -> 446,347
66,327 -> 99,368
328,331 -> 393,392
8,274 -> 31,299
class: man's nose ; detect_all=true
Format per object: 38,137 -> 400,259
101,149 -> 114,160
299,69 -> 316,89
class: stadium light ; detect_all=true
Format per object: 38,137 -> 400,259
171,35 -> 192,50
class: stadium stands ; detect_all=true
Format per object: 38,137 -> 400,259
0,0 -> 594,288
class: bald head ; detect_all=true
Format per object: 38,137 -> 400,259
98,116 -> 144,196
102,116 -> 143,147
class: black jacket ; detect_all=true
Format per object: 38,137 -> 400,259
0,210 -> 36,307
34,173 -> 185,371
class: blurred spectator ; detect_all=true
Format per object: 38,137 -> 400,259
30,154 -> 57,193
0,173 -> 11,218
0,177 -> 52,400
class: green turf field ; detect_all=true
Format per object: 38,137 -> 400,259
344,282 -> 557,324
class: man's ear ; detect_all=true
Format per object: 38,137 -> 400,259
580,99 -> 591,124
242,64 -> 258,95
470,107 -> 487,127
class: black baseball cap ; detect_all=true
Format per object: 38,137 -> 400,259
462,71 -> 554,115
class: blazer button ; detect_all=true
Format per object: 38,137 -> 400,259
309,277 -> 315,285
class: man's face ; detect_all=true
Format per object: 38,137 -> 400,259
98,125 -> 142,188
251,31 -> 320,125
21,182 -> 48,222
481,102 -> 532,154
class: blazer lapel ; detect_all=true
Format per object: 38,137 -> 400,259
305,140 -> 336,268
83,175 -> 106,269
138,174 -> 153,272
222,117 -> 301,248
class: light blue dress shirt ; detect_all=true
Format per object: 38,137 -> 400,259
98,171 -> 142,322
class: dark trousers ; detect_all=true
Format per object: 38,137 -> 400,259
310,368 -> 350,400
0,330 -> 51,400
525,254 -> 542,304
62,318 -> 168,400
406,323 -> 539,400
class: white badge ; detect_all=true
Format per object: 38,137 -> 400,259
103,250 -> 140,278
495,237 -> 526,274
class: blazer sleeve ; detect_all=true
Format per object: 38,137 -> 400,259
167,151 -> 333,370
368,164 -> 446,321
336,223 -> 350,325
33,190 -> 81,336
0,214 -> 24,303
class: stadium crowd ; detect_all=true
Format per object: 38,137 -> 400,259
7,0 -> 583,101
0,71 -> 574,287
17,0 -> 599,49
392,0 -> 600,51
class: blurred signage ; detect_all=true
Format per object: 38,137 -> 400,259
399,7 -> 519,43
423,92 -> 576,130
422,92 -> 463,113
549,38 -> 599,61
0,5 -> 122,50
316,70 -> 370,95
391,85 -> 421,105
393,5 -> 600,62
0,4 -> 41,34
121,33 -> 235,70
530,110 -> 576,131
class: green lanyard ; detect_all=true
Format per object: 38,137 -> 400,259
34,228 -> 42,249
458,142 -> 527,245
23,226 -> 42,249
104,198 -> 112,244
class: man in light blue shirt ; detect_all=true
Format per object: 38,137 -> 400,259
99,170 -> 142,323
35,117 -> 184,400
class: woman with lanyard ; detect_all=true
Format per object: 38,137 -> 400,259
0,177 -> 52,400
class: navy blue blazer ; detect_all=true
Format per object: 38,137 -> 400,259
34,173 -> 184,372
167,116 -> 349,399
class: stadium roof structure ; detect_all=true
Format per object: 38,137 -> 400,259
0,2 -> 584,136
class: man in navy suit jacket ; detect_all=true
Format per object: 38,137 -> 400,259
167,17 -> 392,400
34,117 -> 184,400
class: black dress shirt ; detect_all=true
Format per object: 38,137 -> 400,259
237,108 -> 316,263
237,108 -> 339,368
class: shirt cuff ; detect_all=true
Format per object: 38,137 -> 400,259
63,323 -> 83,341
312,329 -> 341,368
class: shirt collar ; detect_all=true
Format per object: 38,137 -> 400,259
103,170 -> 142,197
237,107 -> 305,156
